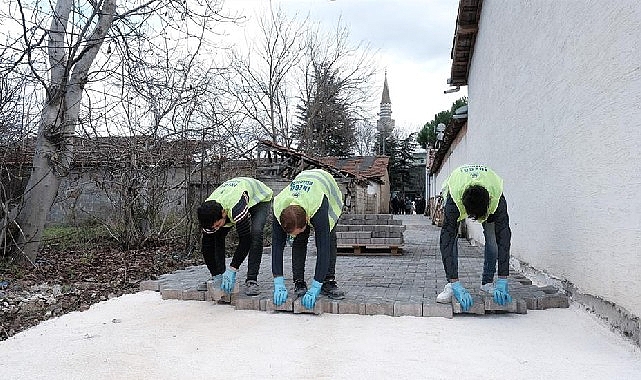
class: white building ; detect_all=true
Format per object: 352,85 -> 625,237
432,0 -> 641,345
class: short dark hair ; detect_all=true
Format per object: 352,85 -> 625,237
461,185 -> 490,220
279,205 -> 307,234
197,200 -> 223,229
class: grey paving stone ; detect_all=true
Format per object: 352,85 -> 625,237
182,289 -> 205,301
423,302 -> 453,318
235,296 -> 261,311
365,302 -> 394,316
483,296 -> 517,313
516,299 -> 528,314
453,296 -> 485,315
139,280 -> 160,291
160,289 -> 182,300
207,282 -> 233,304
393,301 -> 423,317
539,294 -> 570,309
266,299 -> 294,312
293,299 -> 323,315
336,301 -> 362,315
321,299 -> 340,314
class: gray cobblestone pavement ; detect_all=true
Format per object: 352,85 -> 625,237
141,214 -> 568,317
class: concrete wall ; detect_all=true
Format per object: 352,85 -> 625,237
436,1 -> 641,320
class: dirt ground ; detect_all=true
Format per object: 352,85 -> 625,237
0,242 -> 202,340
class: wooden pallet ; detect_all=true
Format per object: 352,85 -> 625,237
336,244 -> 403,256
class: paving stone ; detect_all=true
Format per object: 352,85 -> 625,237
266,299 -> 294,312
365,302 -> 394,316
139,280 -> 160,292
322,299 -> 340,314
423,302 -> 453,318
293,299 -> 323,315
393,301 -> 423,317
336,301 -> 364,315
207,282 -> 234,304
538,294 -> 570,309
483,296 -> 517,313
516,299 -> 528,314
453,297 -> 485,315
182,289 -> 205,301
538,285 -> 560,294
235,296 -> 261,311
160,288 -> 182,300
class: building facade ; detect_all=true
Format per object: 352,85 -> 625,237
433,0 -> 641,344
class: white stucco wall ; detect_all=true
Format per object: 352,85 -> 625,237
437,1 -> 641,317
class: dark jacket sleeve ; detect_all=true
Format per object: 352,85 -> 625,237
487,194 -> 511,277
439,195 -> 460,280
309,197 -> 331,283
229,193 -> 251,269
271,213 -> 287,277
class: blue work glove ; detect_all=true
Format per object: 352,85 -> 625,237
273,276 -> 288,305
493,278 -> 513,305
221,268 -> 237,294
451,281 -> 474,312
301,280 -> 323,309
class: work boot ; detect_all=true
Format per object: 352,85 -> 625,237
321,280 -> 345,300
244,280 -> 260,296
294,280 -> 308,297
436,282 -> 453,303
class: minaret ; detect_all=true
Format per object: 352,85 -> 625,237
377,71 -> 395,154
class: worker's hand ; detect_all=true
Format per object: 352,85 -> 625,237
273,276 -> 288,306
451,281 -> 473,312
301,280 -> 323,309
221,268 -> 237,294
493,278 -> 513,305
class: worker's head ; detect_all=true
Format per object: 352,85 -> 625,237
197,200 -> 226,234
279,204 -> 307,235
462,185 -> 490,220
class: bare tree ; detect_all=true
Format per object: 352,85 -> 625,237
0,0 -> 229,264
295,19 -> 379,156
227,4 -> 307,147
354,120 -> 377,156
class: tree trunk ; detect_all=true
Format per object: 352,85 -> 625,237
13,0 -> 116,264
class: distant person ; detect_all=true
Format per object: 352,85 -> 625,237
197,177 -> 273,296
391,195 -> 399,214
436,164 -> 513,311
416,196 -> 426,215
271,169 -> 345,310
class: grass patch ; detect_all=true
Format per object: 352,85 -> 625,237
42,224 -> 115,251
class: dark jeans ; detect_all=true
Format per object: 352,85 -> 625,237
201,201 -> 270,281
448,222 -> 499,284
291,227 -> 338,282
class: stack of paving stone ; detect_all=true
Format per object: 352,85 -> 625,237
335,214 -> 406,255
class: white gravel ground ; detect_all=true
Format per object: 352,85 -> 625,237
1,291 -> 640,380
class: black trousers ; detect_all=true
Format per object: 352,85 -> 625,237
291,226 -> 337,282
201,201 -> 269,281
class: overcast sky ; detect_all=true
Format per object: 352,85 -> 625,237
225,0 -> 468,135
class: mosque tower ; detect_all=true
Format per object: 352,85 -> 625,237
376,71 -> 395,154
